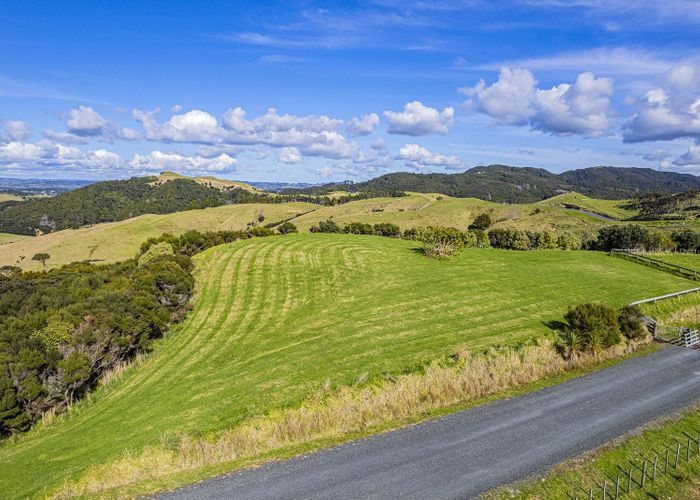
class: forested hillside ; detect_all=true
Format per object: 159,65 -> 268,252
0,176 -> 402,235
285,165 -> 700,202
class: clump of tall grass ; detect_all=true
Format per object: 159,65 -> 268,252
55,338 -> 648,497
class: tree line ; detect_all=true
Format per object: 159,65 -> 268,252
309,216 -> 700,256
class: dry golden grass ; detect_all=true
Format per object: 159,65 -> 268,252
56,338 -> 647,497
0,202 -> 315,270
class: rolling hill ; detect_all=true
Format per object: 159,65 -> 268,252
285,165 -> 700,202
0,174 -> 285,236
1,234 -> 695,498
0,202 -> 316,270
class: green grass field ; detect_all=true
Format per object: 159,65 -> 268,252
1,234 -> 695,498
291,192 -> 610,236
0,202 -> 316,270
647,252 -> 700,271
537,192 -> 638,220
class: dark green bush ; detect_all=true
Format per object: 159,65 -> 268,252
618,305 -> 649,340
562,302 -> 622,355
468,213 -> 492,231
277,221 -> 298,234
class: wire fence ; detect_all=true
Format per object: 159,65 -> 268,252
570,431 -> 700,499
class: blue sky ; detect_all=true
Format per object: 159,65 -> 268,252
1,1 -> 700,182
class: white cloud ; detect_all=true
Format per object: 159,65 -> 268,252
623,64 -> 700,142
42,129 -> 89,144
462,67 -> 614,137
128,151 -> 237,173
2,120 -> 31,141
346,113 -> 380,136
475,48 -> 674,76
383,101 -> 454,136
396,143 -> 463,169
672,143 -> 700,171
317,166 -> 334,177
278,146 -> 302,164
66,105 -> 109,136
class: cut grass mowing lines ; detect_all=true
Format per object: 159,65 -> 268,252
1,234 -> 696,498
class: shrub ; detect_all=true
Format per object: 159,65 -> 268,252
557,233 -> 581,250
469,229 -> 491,248
488,228 -> 530,250
593,225 -> 650,251
137,242 -> 175,267
277,222 -> 298,234
562,302 -> 622,355
672,229 -> 700,253
527,230 -> 557,250
311,219 -> 341,233
373,222 -> 401,237
468,213 -> 492,231
343,222 -> 373,235
618,305 -> 648,340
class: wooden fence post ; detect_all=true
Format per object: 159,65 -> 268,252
641,461 -> 647,488
615,474 -> 620,499
676,443 -> 681,467
653,455 -> 658,480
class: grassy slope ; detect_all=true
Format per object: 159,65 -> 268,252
291,192 -> 609,237
0,193 -> 23,202
1,234 -> 695,498
153,170 -> 260,193
0,232 -> 28,245
536,192 -> 638,220
0,202 -> 315,270
648,253 -> 700,271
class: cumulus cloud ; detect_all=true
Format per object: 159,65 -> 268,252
346,113 -> 380,136
0,136 -> 237,176
2,120 -> 31,141
623,64 -> 700,143
278,146 -> 302,164
0,140 -> 123,173
396,143 -> 463,169
66,105 -> 110,136
461,68 -> 614,137
129,106 -> 369,163
129,151 -> 237,173
383,101 -> 454,136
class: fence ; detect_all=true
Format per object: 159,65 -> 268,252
611,250 -> 699,282
571,431 -> 700,499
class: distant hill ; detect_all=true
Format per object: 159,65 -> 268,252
0,177 -> 94,196
0,175 -> 279,235
284,165 -> 700,203
154,171 -> 260,193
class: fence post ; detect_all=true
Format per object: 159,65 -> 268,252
602,480 -> 606,500
653,455 -> 658,480
628,467 -> 632,492
676,443 -> 681,467
615,474 -> 620,499
688,437 -> 692,461
589,487 -> 593,500
666,448 -> 669,473
641,461 -> 647,488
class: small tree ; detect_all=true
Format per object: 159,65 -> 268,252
468,213 -> 492,231
32,253 -> 50,269
277,221 -> 298,234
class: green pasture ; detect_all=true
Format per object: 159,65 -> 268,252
1,234 -> 695,498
